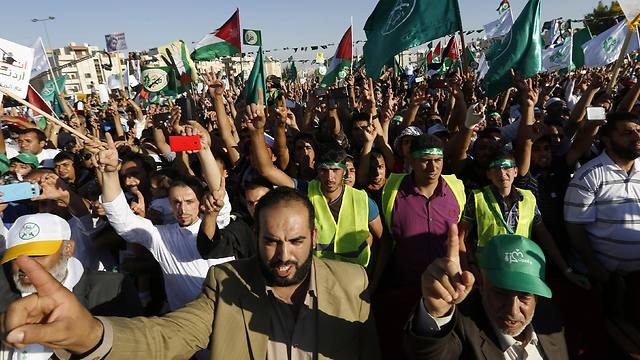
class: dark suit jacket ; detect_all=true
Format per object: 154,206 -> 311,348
405,291 -> 569,360
104,257 -> 380,359
0,265 -> 142,317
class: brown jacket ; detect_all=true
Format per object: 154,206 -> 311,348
404,291 -> 568,360
105,257 -> 380,359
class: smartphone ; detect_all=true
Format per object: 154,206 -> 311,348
169,135 -> 201,152
175,96 -> 196,122
430,78 -> 447,89
0,182 -> 41,203
586,106 -> 606,121
314,88 -> 328,97
152,112 -> 171,125
328,87 -> 349,99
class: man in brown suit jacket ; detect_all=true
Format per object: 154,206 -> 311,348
1,187 -> 380,360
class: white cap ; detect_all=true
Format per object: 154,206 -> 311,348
544,97 -> 566,109
2,214 -> 71,264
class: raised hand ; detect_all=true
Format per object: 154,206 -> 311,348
31,173 -> 70,204
92,132 -> 119,173
2,256 -> 103,353
203,68 -> 225,99
421,223 -> 475,318
130,187 -> 146,217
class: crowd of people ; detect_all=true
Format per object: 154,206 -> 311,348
0,49 -> 639,359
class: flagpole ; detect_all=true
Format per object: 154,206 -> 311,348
605,27 -> 634,94
0,88 -> 91,142
115,52 -> 125,94
458,31 -> 468,76
350,16 -> 354,74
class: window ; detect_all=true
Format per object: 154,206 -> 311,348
85,73 -> 92,78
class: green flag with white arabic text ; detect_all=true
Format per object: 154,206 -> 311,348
483,0 -> 542,97
363,0 -> 462,78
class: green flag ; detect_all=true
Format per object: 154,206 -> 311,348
243,29 -> 262,46
483,0 -> 542,97
571,27 -> 592,68
51,92 -> 65,118
141,65 -> 178,96
40,76 -> 66,102
363,0 -> 462,78
244,47 -> 265,105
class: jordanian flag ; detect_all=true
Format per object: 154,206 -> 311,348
321,26 -> 352,87
191,9 -> 241,61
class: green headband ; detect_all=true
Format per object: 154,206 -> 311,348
411,147 -> 444,159
318,162 -> 347,172
488,158 -> 516,169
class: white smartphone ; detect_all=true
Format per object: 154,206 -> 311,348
586,106 -> 606,121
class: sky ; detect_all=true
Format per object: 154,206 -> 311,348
0,0 -> 607,60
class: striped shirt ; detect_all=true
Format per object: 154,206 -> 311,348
564,151 -> 640,273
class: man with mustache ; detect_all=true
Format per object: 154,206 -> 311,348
1,187 -> 380,359
405,230 -> 569,359
564,112 -> 640,325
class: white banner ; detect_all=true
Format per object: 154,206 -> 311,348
0,37 -> 34,98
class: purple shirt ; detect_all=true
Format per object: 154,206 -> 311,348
390,174 -> 461,286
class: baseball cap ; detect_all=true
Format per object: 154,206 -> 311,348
427,123 -> 450,136
1,214 -> 71,264
480,234 -> 552,298
10,152 -> 39,169
544,97 -> 566,109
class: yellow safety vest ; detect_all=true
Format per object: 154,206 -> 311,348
381,173 -> 466,232
308,180 -> 371,266
473,186 -> 536,248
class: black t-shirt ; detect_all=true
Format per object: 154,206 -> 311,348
515,156 -> 572,254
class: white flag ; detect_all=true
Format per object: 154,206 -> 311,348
30,37 -> 49,79
582,21 -> 639,68
484,9 -> 513,39
477,53 -> 489,80
542,38 -> 572,72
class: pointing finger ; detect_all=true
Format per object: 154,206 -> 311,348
446,223 -> 460,263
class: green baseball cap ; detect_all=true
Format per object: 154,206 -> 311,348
0,153 -> 9,174
481,234 -> 552,298
11,153 -> 40,169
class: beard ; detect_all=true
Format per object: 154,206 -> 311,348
14,254 -> 69,294
610,140 -> 640,161
259,248 -> 313,287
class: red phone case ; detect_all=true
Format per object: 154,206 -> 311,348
169,135 -> 201,152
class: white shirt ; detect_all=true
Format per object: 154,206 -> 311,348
101,191 -> 234,310
35,148 -> 60,168
564,151 -> 640,273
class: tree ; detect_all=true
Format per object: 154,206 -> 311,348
584,1 -> 625,35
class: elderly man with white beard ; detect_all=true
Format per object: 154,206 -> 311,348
0,213 -> 142,360
405,230 -> 569,360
